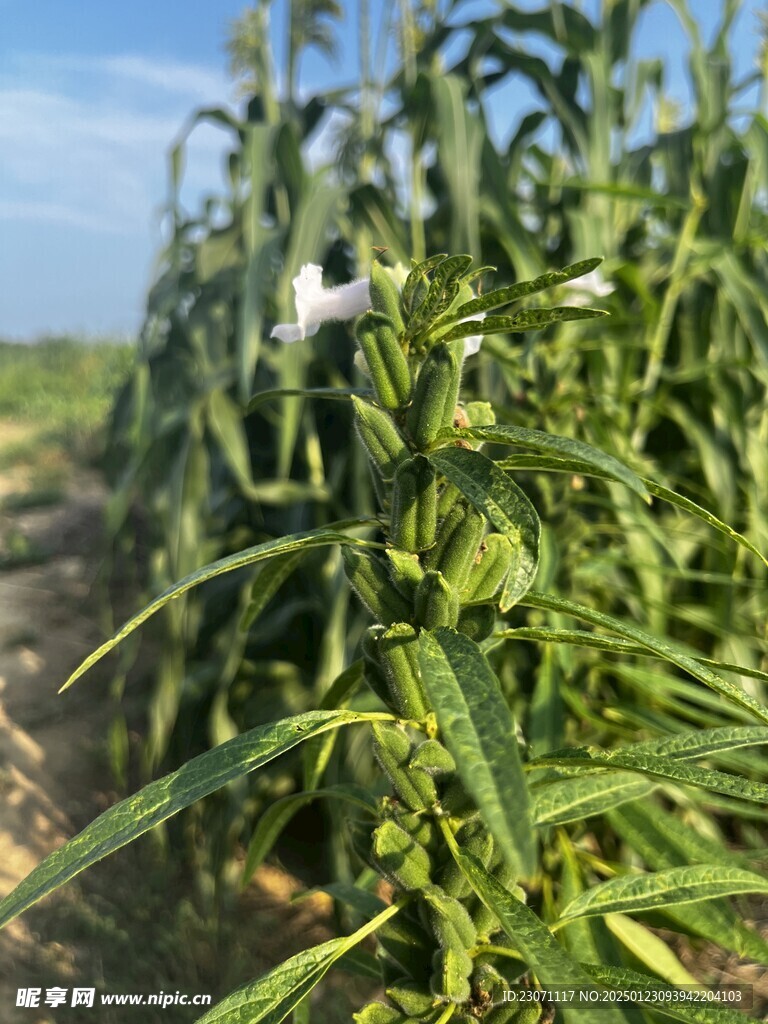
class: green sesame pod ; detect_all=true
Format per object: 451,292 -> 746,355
386,548 -> 425,601
354,1003 -> 409,1024
409,739 -> 456,776
430,946 -> 473,1004
356,311 -> 412,412
395,810 -> 441,855
486,1004 -> 542,1024
424,500 -> 485,589
414,570 -> 460,630
379,623 -> 430,721
372,722 -> 436,812
361,627 -> 395,706
438,821 -> 494,898
372,819 -> 433,892
424,885 -> 477,950
353,396 -> 411,481
457,603 -> 496,642
436,481 -> 462,519
386,980 -> 435,1018
370,260 -> 406,337
342,547 -> 412,625
463,533 -> 514,603
406,343 -> 461,450
440,777 -> 478,819
376,914 -> 434,978
471,962 -> 509,1005
391,456 -> 437,553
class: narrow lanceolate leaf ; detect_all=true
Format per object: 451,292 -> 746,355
497,628 -> 768,684
435,257 -> 604,325
532,772 -> 655,827
521,592 -> 768,725
530,747 -> 768,805
629,726 -> 768,761
428,448 -> 540,610
582,965 -> 752,1024
445,844 -> 594,987
419,628 -> 535,876
60,519 -> 381,691
247,387 -> 370,413
0,710 -> 391,931
441,424 -> 649,502
495,455 -> 768,568
437,306 -> 607,343
195,900 -> 401,1024
240,550 -> 308,630
558,866 -> 768,923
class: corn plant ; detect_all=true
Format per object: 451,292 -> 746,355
2,252 -> 767,1022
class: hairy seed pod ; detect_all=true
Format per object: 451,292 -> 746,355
394,810 -> 441,855
370,260 -> 406,337
457,603 -> 496,642
342,547 -> 412,625
414,570 -> 460,629
424,500 -> 485,589
406,343 -> 461,451
379,623 -> 430,720
486,1004 -> 542,1024
372,722 -> 437,812
471,962 -> 509,1004
409,739 -> 456,776
353,1002 -> 408,1024
361,626 -> 395,706
424,885 -> 478,950
463,533 -> 514,603
372,819 -> 432,892
391,455 -> 437,553
438,821 -> 494,898
376,914 -> 434,978
353,396 -> 411,481
440,777 -> 478,819
356,311 -> 412,412
430,945 -> 473,1004
386,980 -> 435,1018
437,482 -> 462,519
386,548 -> 425,601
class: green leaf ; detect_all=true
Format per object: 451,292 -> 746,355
60,519 -> 381,691
443,424 -> 649,502
443,841 -> 595,988
494,456 -> 768,568
532,772 -> 655,827
419,629 -> 535,876
242,785 -> 377,886
240,550 -> 308,630
428,448 -> 540,610
497,628 -> 768,684
520,592 -> 768,725
604,915 -> 699,986
558,865 -> 768,923
530,747 -> 768,805
437,306 -> 608,343
406,253 -> 473,339
436,257 -> 605,324
247,387 -> 370,413
630,726 -> 768,761
0,710 -> 390,932
402,254 -> 448,313
195,900 -> 401,1024
581,964 -> 753,1024
206,388 -> 255,494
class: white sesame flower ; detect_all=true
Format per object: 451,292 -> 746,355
562,268 -> 614,307
462,314 -> 485,357
270,264 -> 372,343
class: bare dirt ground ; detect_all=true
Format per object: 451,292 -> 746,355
0,424 -> 372,1023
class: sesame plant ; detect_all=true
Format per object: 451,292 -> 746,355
1,252 -> 767,1024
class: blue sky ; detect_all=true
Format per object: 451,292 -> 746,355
0,0 -> 764,340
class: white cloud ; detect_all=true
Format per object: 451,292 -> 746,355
0,51 -> 240,336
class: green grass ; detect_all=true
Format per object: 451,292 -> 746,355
0,337 -> 135,451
